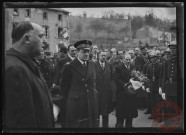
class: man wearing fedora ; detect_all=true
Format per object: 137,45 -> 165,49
60,40 -> 99,128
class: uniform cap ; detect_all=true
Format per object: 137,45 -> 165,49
74,40 -> 92,50
149,51 -> 158,58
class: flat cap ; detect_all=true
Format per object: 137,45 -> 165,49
74,40 -> 92,50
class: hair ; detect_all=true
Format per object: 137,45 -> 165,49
67,44 -> 74,50
11,21 -> 34,44
59,45 -> 68,53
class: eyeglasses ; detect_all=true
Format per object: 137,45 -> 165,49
126,59 -> 131,61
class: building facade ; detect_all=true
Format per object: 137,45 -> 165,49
5,8 -> 70,54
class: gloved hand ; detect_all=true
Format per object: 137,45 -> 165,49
159,87 -> 162,95
146,88 -> 150,93
162,93 -> 166,100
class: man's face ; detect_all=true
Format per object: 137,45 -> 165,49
170,46 -> 177,56
27,23 -> 45,57
141,48 -> 147,55
68,46 -> 76,58
125,57 -> 131,65
77,48 -> 90,61
92,45 -> 98,53
118,51 -> 124,60
99,52 -> 107,62
150,57 -> 157,64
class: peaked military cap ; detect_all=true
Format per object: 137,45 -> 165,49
74,40 -> 92,50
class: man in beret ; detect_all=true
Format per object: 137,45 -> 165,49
60,40 -> 99,128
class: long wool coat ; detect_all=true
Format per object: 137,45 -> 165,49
114,63 -> 138,119
95,61 -> 113,115
5,48 -> 54,128
60,58 -> 99,128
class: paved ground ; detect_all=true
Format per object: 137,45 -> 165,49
55,108 -> 184,131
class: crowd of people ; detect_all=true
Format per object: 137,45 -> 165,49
4,21 -> 180,129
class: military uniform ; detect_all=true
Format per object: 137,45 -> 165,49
146,59 -> 162,113
60,40 -> 99,128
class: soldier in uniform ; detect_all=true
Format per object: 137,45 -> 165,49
60,40 -> 99,128
146,51 -> 162,120
161,42 -> 178,104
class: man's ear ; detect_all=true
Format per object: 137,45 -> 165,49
23,34 -> 30,43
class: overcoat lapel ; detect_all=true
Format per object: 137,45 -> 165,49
85,61 -> 94,82
96,61 -> 104,75
71,58 -> 86,76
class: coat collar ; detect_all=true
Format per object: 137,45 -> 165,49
71,58 -> 93,82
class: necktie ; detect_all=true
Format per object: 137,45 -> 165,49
101,63 -> 104,70
83,62 -> 86,68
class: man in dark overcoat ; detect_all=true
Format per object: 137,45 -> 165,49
134,46 -> 149,110
4,21 -> 54,128
95,51 -> 113,128
114,54 -> 138,128
60,40 -> 99,128
54,44 -> 76,126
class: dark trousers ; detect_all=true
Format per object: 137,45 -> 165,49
146,92 -> 152,112
101,115 -> 109,128
149,92 -> 162,111
164,96 -> 178,118
115,117 -> 133,128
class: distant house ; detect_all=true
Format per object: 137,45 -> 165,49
5,8 -> 70,53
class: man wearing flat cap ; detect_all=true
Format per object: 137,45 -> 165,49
60,40 -> 99,128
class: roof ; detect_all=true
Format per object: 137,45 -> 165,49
48,8 -> 70,13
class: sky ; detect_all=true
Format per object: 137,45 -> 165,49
63,7 -> 176,21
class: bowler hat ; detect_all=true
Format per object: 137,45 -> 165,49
168,41 -> 177,48
74,40 -> 92,50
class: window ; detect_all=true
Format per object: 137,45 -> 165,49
58,14 -> 62,21
25,9 -> 31,17
43,11 -> 48,20
13,8 -> 19,16
58,27 -> 63,38
43,26 -> 49,38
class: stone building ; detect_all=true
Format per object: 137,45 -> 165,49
5,8 -> 70,54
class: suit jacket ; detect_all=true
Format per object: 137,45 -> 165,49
60,58 -> 98,128
5,48 -> 54,128
56,55 -> 72,85
114,62 -> 138,119
95,61 -> 113,115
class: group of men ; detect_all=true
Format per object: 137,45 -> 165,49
4,21 -> 180,129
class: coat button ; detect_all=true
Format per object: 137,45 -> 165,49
82,79 -> 84,81
85,84 -> 87,87
87,90 -> 89,92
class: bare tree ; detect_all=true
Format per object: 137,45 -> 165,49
104,23 -> 116,38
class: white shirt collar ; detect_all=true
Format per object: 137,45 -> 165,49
99,60 -> 105,66
77,57 -> 86,65
67,53 -> 75,60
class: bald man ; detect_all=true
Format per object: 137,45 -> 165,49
5,21 -> 55,128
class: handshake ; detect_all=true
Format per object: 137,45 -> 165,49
142,86 -> 166,100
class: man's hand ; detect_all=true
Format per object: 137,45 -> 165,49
146,88 -> 150,93
142,85 -> 145,91
159,87 -> 162,95
162,93 -> 166,100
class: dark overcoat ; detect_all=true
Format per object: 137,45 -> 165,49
60,58 -> 99,128
114,63 -> 138,119
95,61 -> 113,115
5,48 -> 54,128
56,55 -> 72,85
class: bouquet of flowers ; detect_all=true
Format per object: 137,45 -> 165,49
124,70 -> 149,95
